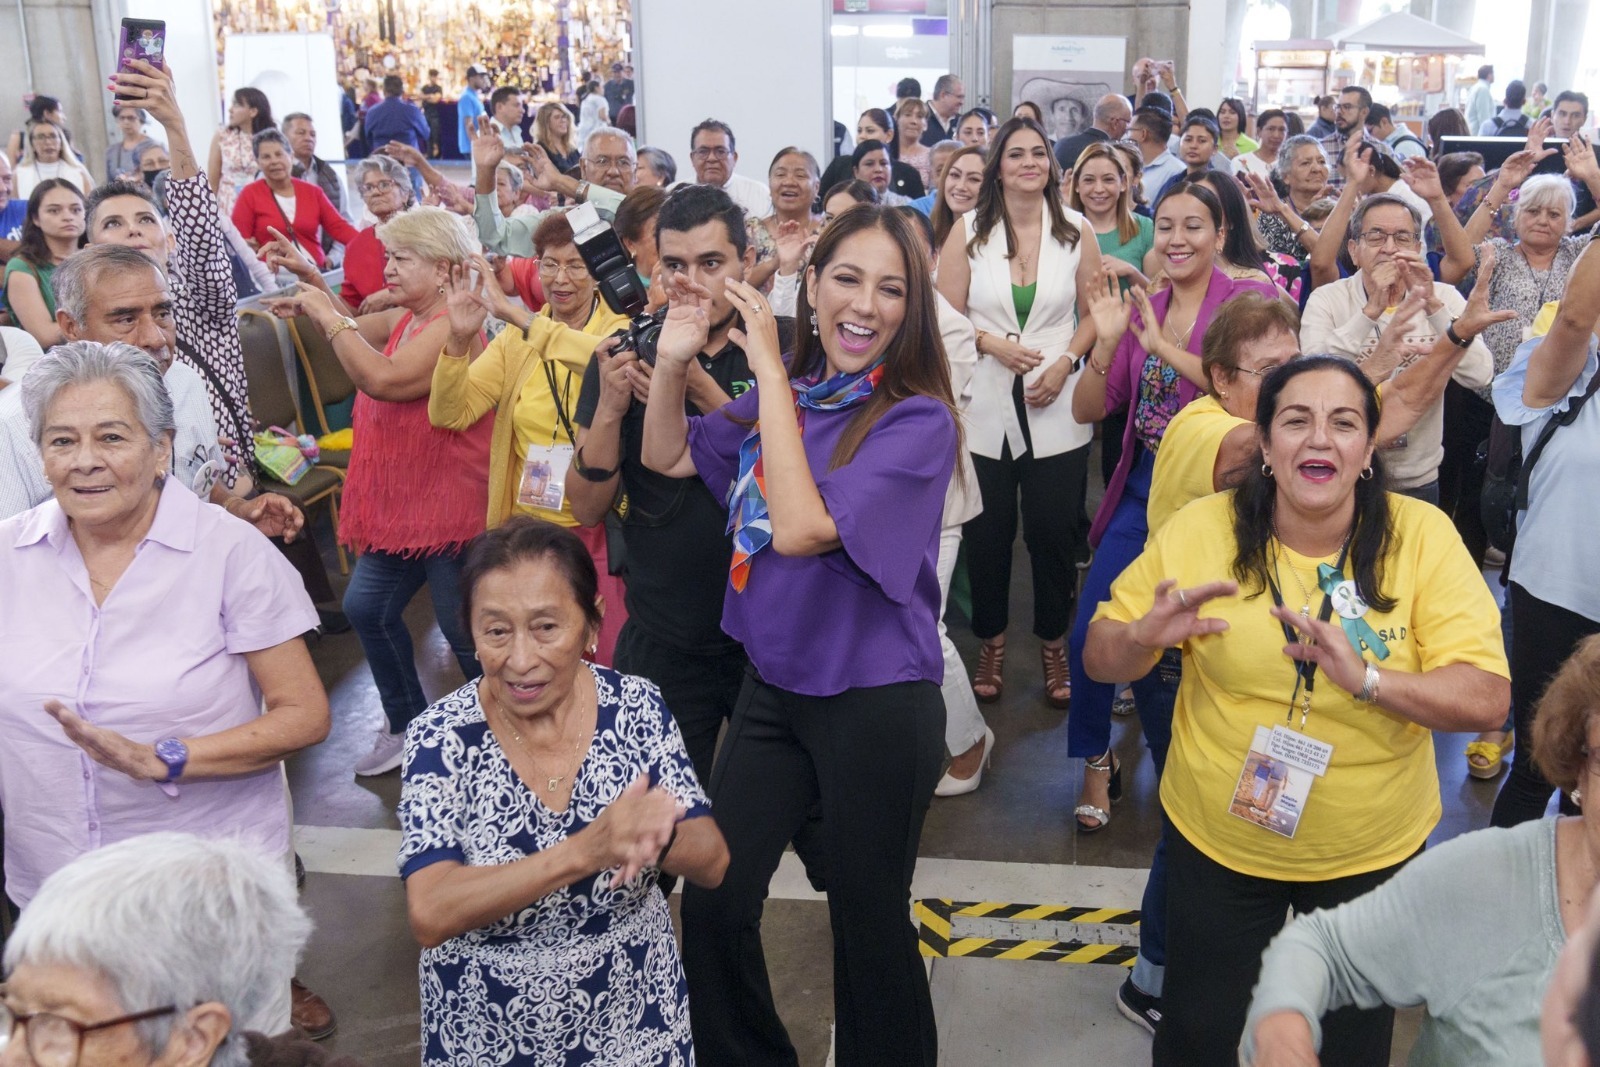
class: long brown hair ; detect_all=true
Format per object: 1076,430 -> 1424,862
966,117 -> 1079,259
787,203 -> 962,470
1069,143 -> 1139,244
535,102 -> 576,157
17,179 -> 87,271
932,144 -> 986,249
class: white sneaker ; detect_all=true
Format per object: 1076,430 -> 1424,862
354,729 -> 405,776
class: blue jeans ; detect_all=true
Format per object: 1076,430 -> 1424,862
1067,448 -> 1176,758
343,548 -> 478,734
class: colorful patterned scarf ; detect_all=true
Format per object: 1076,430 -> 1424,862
726,360 -> 885,591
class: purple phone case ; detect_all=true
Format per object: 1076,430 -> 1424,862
116,19 -> 165,89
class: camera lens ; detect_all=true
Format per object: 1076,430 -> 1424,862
635,319 -> 663,366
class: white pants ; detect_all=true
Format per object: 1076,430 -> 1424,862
937,524 -> 987,755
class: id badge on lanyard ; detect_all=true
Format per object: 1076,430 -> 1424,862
517,359 -> 577,511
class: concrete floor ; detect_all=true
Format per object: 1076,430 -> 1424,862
286,447 -> 1504,1067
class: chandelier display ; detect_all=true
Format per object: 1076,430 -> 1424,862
212,0 -> 632,94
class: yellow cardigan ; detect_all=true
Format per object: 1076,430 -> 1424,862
428,313 -> 609,529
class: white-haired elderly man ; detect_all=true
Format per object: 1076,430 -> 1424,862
2,832 -> 312,1060
0,342 -> 331,1042
469,118 -> 637,257
1300,191 -> 1495,505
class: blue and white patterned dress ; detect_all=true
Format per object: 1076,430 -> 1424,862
397,666 -> 710,1066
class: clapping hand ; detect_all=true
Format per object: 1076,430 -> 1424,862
588,774 -> 684,889
44,700 -> 165,782
1129,579 -> 1239,651
724,279 -> 784,379
1085,266 -> 1134,341
443,263 -> 491,347
519,144 -> 562,194
261,283 -> 337,330
469,253 -> 518,322
1238,170 -> 1287,216
653,271 -> 713,368
1272,604 -> 1367,698
773,219 -> 815,275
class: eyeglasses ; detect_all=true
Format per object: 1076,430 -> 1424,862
538,259 -> 589,280
30,133 -> 60,143
586,155 -> 631,172
1357,229 -> 1420,248
691,147 -> 731,161
359,180 -> 399,195
0,998 -> 176,1067
1234,360 -> 1287,379
1335,103 -> 1363,114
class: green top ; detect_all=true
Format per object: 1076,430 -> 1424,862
1095,214 -> 1156,291
2,258 -> 56,318
1011,281 -> 1037,332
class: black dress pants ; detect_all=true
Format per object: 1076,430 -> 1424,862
1492,582 -> 1596,827
681,671 -> 944,1067
613,619 -> 747,786
964,440 -> 1090,641
1153,821 -> 1413,1067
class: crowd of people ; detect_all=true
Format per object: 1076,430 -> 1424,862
3,38 -> 1600,1067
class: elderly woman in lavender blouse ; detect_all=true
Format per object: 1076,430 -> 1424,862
643,202 -> 958,1066
0,341 -> 329,1027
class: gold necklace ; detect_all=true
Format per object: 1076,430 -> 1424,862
1271,521 -> 1315,618
483,684 -> 587,793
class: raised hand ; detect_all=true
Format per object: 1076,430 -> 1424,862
520,144 -> 562,193
1238,170 -> 1286,216
1456,245 -> 1519,337
1129,579 -> 1239,651
1495,147 -> 1557,192
469,253 -> 517,320
1128,286 -> 1170,357
1272,604 -> 1367,698
108,59 -> 180,131
1086,267 -> 1133,342
1524,114 -> 1554,155
381,141 -> 425,168
1564,131 -> 1600,187
1343,136 -> 1373,190
444,263 -> 490,346
1400,157 -> 1444,202
470,115 -> 505,172
723,279 -> 785,379
773,219 -> 813,275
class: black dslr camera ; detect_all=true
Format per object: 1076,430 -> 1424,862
568,202 -> 666,365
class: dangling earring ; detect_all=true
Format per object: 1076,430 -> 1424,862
1360,466 -> 1374,481
1260,463 -> 1273,477
809,311 -> 819,337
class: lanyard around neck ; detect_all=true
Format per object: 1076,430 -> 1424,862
1264,534 -> 1352,729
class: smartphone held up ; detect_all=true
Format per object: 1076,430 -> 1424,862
114,18 -> 166,102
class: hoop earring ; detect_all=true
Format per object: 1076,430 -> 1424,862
1360,466 -> 1374,481
1260,463 -> 1273,478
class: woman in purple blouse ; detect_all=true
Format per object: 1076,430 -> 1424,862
642,204 -> 958,1067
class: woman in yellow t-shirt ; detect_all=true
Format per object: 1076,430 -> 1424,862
1087,356 -> 1509,1067
429,211 -> 630,663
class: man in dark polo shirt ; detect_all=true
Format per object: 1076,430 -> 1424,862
570,185 -> 790,783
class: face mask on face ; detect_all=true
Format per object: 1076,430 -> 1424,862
141,169 -> 162,187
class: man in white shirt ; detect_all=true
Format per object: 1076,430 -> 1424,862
488,86 -> 526,149
689,120 -> 771,219
1364,103 -> 1427,161
1300,193 -> 1493,502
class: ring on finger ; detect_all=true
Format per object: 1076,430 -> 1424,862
1176,588 -> 1191,610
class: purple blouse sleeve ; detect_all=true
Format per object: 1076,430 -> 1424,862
815,396 -> 955,605
687,385 -> 761,509
218,519 -> 319,654
1103,325 -> 1143,418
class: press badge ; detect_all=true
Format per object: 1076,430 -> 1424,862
517,444 -> 574,511
1227,725 -> 1333,839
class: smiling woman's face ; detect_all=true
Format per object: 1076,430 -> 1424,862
39,380 -> 170,533
805,227 -> 909,378
1262,368 -> 1375,521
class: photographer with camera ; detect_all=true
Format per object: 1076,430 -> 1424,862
568,185 -> 787,786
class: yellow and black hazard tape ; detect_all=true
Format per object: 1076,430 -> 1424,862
915,899 -> 1142,966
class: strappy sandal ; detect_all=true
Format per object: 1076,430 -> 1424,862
1042,643 -> 1071,709
1075,751 -> 1123,834
972,640 -> 1005,704
1466,731 -> 1513,780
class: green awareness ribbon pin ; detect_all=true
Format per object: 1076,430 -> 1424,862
1317,563 -> 1391,661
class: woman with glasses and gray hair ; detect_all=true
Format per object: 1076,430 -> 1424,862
1,832 -> 313,1064
1241,133 -> 1328,258
0,342 -> 330,1033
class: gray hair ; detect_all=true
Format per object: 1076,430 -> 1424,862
52,244 -> 168,327
637,146 -> 676,184
355,154 -> 416,207
1516,173 -> 1577,222
1275,134 -> 1324,180
4,833 -> 310,1067
21,341 -> 175,447
1348,191 -> 1421,241
495,160 -> 524,194
585,125 -> 637,163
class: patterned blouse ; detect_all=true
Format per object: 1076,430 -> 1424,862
215,126 -> 258,217
1133,351 -> 1183,453
165,174 -> 256,486
1472,235 -> 1592,398
398,668 -> 711,1067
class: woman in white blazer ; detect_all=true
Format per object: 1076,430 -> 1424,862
936,116 -> 1101,714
